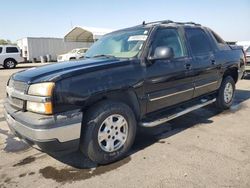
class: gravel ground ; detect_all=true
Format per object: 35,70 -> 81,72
0,63 -> 250,188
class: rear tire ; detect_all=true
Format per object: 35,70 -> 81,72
80,100 -> 137,164
4,59 -> 16,69
216,76 -> 235,110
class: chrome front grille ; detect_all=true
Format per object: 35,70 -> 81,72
7,79 -> 28,110
8,79 -> 28,93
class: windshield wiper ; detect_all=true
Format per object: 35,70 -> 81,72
92,54 -> 117,59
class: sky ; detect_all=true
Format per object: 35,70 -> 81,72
0,0 -> 249,42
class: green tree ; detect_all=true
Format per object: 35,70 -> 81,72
0,39 -> 12,45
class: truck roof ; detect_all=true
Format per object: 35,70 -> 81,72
142,20 -> 201,27
110,20 -> 205,35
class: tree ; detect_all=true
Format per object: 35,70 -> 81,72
0,39 -> 12,45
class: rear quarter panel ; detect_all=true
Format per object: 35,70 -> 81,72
215,48 -> 245,81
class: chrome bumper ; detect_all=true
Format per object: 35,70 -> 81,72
3,107 -> 82,143
245,65 -> 250,72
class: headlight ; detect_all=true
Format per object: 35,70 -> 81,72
28,82 -> 55,96
26,101 -> 53,114
27,82 -> 54,114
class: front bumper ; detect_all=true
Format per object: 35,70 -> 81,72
246,56 -> 250,72
245,64 -> 250,73
246,56 -> 250,63
3,102 -> 82,154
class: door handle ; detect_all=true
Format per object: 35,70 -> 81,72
185,63 -> 192,70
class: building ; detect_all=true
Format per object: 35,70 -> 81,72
64,26 -> 113,42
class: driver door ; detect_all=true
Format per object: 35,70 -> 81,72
145,27 -> 195,113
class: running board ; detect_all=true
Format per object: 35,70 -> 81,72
140,98 -> 216,128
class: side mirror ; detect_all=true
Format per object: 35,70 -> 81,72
149,46 -> 174,61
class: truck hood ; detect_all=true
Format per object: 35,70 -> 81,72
12,58 -> 131,83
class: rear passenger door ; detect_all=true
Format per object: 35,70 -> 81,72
6,47 -> 21,62
185,28 -> 220,97
6,47 -> 19,56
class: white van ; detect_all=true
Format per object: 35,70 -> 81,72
0,45 -> 24,69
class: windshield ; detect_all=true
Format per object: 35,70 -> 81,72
246,47 -> 250,53
85,28 -> 149,58
78,49 -> 88,53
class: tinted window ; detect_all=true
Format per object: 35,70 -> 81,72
6,47 -> 19,53
152,28 -> 186,58
185,28 -> 212,55
0,47 -> 2,53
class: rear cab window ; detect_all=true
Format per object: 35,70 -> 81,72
209,29 -> 230,50
6,47 -> 19,53
185,27 -> 213,56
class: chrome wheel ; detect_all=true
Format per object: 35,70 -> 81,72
224,82 -> 233,103
6,61 -> 15,68
98,114 -> 128,153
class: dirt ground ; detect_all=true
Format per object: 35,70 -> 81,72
0,63 -> 250,188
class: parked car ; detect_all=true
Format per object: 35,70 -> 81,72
245,46 -> 250,73
0,45 -> 24,69
57,48 -> 88,62
4,20 -> 245,164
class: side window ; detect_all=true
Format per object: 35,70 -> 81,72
0,47 -> 2,53
6,47 -> 19,53
185,28 -> 213,55
152,28 -> 187,58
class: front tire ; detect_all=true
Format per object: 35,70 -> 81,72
216,76 -> 235,110
80,100 -> 137,164
4,59 -> 16,69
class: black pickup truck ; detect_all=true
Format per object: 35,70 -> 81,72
4,20 -> 246,164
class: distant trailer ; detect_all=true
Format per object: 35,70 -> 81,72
17,37 -> 92,62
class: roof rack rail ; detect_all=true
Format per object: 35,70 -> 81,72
142,20 -> 174,25
174,21 -> 201,26
142,20 -> 201,26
